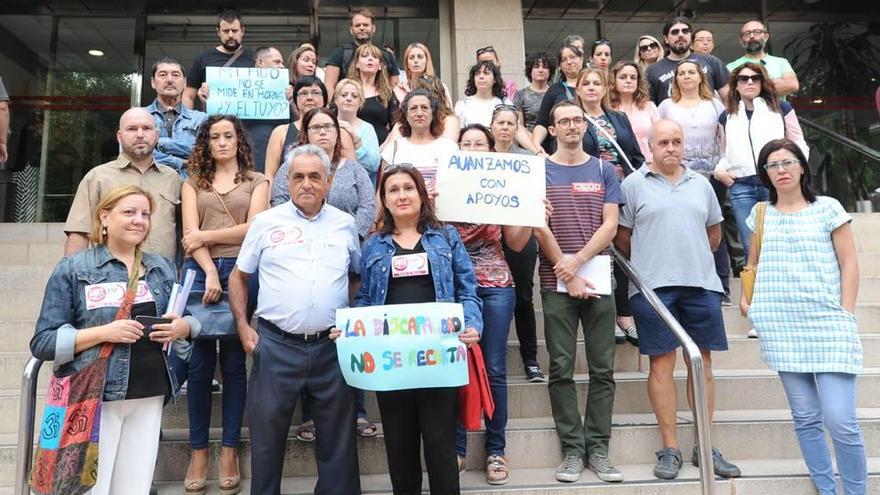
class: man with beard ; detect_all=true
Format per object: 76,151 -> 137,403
323,8 -> 399,100
64,108 -> 181,261
646,17 -> 729,106
727,19 -> 799,99
146,57 -> 207,178
183,9 -> 255,110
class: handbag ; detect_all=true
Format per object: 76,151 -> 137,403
458,345 -> 495,431
30,249 -> 142,495
740,202 -> 767,305
186,291 -> 238,340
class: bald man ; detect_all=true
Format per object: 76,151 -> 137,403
64,107 -> 182,260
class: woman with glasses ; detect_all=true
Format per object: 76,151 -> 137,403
589,39 -> 613,72
513,52 -> 556,134
742,138 -> 866,495
632,35 -> 662,70
181,115 -> 268,495
381,89 -> 459,184
347,43 -> 399,147
574,67 -> 644,345
265,77 -> 355,182
714,63 -> 808,266
353,163 -> 481,495
334,78 -> 381,185
657,59 -> 731,302
608,61 -> 660,164
531,42 -> 585,153
454,124 -> 532,484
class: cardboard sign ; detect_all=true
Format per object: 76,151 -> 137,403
205,67 -> 290,120
434,151 -> 546,227
335,303 -> 469,391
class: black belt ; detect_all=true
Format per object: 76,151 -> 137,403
259,318 -> 332,342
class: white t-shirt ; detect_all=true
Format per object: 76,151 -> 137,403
454,96 -> 512,127
380,137 -> 459,183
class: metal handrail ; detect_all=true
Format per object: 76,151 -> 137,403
15,357 -> 43,495
800,117 -> 880,164
612,249 -> 716,495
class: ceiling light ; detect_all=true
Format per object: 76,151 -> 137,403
88,49 -> 104,57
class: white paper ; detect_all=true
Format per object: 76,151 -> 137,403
556,255 -> 612,295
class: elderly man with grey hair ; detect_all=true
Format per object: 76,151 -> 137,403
228,144 -> 362,495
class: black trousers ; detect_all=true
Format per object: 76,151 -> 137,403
503,234 -> 539,366
376,387 -> 460,495
247,320 -> 360,495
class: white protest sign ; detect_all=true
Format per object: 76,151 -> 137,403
205,67 -> 290,120
434,151 -> 546,227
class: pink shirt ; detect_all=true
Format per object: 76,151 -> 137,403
618,102 -> 660,164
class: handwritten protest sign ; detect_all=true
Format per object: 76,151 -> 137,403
434,151 -> 546,227
335,302 -> 469,391
205,67 -> 290,120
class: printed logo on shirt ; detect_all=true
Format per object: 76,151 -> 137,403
391,252 -> 429,278
267,227 -> 305,248
572,182 -> 603,194
84,281 -> 154,310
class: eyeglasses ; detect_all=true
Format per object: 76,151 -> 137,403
639,42 -> 660,52
736,74 -> 764,84
763,159 -> 800,172
297,89 -> 323,98
476,46 -> 496,56
553,117 -> 586,127
741,29 -> 767,39
669,27 -> 691,36
493,103 -> 518,112
307,123 -> 336,133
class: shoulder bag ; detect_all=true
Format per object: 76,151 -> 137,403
740,202 -> 767,305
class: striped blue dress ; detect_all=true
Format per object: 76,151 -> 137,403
746,196 -> 862,375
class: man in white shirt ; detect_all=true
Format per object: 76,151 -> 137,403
229,144 -> 361,495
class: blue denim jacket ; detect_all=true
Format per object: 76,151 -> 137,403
30,245 -> 201,402
354,225 -> 484,333
147,99 -> 208,178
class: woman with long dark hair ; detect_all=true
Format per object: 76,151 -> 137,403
455,61 -> 511,127
181,114 -> 269,495
531,42 -> 585,152
743,138 -> 866,495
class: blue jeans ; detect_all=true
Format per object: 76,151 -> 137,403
728,177 -> 769,264
456,287 -> 515,457
779,372 -> 867,495
184,257 -> 254,449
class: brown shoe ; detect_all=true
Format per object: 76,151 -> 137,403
486,455 -> 509,485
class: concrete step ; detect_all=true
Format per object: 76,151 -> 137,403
25,409 -> 874,480
0,223 -> 66,245
150,459 -> 880,495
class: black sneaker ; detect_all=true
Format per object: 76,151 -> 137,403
692,446 -> 741,478
721,294 -> 733,307
525,364 -> 546,382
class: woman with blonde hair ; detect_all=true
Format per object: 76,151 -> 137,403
633,35 -> 662,70
31,185 -> 196,495
392,43 -> 450,104
334,78 -> 381,183
608,61 -> 660,163
347,43 -> 399,146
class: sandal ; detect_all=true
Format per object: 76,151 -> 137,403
486,455 -> 510,485
357,417 -> 378,437
295,420 -> 316,442
219,447 -> 241,495
457,455 -> 466,476
184,454 -> 208,494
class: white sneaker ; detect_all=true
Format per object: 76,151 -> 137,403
747,328 -> 758,339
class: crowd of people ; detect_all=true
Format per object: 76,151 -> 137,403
27,7 -> 868,495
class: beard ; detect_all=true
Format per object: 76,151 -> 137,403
745,40 -> 764,54
670,42 -> 690,56
224,39 -> 241,51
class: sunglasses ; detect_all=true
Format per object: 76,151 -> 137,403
639,42 -> 660,52
669,27 -> 691,36
593,39 -> 612,46
476,46 -> 496,56
736,74 -> 764,84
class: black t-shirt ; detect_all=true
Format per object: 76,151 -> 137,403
125,299 -> 170,400
244,118 -> 289,173
358,94 -> 399,145
385,238 -> 436,305
645,53 -> 730,106
326,41 -> 400,77
186,47 -> 257,88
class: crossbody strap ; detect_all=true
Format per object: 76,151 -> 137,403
210,186 -> 240,226
222,47 -> 245,68
753,202 -> 768,264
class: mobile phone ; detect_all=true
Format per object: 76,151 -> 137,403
134,316 -> 172,335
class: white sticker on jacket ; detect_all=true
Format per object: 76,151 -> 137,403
85,281 -> 154,310
266,227 -> 306,248
391,252 -> 430,278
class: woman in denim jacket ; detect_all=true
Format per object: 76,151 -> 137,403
354,164 -> 481,495
30,185 -> 198,495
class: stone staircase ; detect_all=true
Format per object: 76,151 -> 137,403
1,218 -> 879,494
